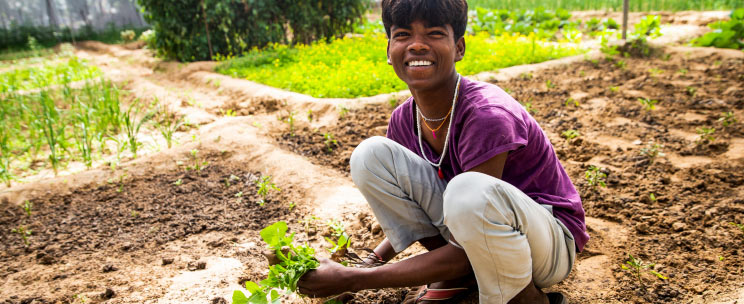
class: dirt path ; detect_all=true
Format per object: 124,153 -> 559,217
1,13 -> 743,303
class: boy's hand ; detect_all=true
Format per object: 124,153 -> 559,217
297,258 -> 356,297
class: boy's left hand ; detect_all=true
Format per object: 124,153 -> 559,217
297,258 -> 355,297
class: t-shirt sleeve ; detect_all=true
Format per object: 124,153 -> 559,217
386,104 -> 405,143
458,105 -> 529,172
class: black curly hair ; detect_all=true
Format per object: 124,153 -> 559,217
381,0 -> 469,41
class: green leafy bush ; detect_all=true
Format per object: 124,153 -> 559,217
693,8 -> 744,50
137,0 -> 367,62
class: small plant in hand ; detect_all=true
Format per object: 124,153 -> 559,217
233,221 -> 320,304
256,175 -> 280,206
638,98 -> 658,111
585,165 -> 607,188
621,254 -> 668,292
696,127 -> 716,145
11,225 -> 32,246
561,129 -> 580,141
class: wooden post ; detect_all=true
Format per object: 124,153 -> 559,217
622,0 -> 629,40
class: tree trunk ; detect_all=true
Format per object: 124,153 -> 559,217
46,0 -> 59,28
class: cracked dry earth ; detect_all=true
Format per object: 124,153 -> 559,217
2,38 -> 744,304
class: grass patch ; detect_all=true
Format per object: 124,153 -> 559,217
468,0 -> 742,11
216,32 -> 583,98
0,56 -> 101,93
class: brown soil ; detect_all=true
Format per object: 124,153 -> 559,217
2,14 -> 743,304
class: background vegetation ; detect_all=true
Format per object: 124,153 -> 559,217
136,0 -> 367,62
468,0 -> 742,11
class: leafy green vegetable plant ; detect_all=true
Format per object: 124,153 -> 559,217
621,254 -> 668,291
585,165 -> 607,188
693,8 -> 744,50
233,221 -> 320,304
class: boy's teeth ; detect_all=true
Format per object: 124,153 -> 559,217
409,60 -> 432,66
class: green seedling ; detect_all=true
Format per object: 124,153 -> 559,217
564,97 -> 579,107
609,86 -> 619,93
696,127 -> 715,145
640,141 -> 664,163
561,129 -> 580,141
22,200 -> 32,217
545,79 -> 555,89
307,109 -> 314,122
115,174 -> 128,193
282,110 -> 297,136
677,68 -> 688,76
719,111 -> 737,127
301,215 -> 319,234
585,165 -> 607,188
235,191 -> 244,204
221,109 -> 236,117
122,101 -> 154,158
338,106 -> 349,119
621,254 -> 667,291
233,221 -> 320,304
11,225 -> 32,246
579,70 -> 586,77
224,174 -> 240,187
256,175 -> 280,206
155,104 -> 184,149
614,59 -> 626,69
718,256 -> 725,261
686,86 -> 697,97
287,202 -> 296,211
326,219 -> 346,238
187,149 -> 209,171
638,98 -> 658,111
648,68 -> 664,77
173,178 -> 183,186
649,193 -> 657,202
323,132 -> 338,152
130,210 -> 140,218
520,72 -> 533,80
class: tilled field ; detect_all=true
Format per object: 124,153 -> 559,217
0,36 -> 743,304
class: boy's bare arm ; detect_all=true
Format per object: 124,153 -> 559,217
298,242 -> 470,297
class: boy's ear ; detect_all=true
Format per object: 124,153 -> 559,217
455,36 -> 466,62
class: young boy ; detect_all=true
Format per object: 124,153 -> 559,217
297,0 -> 588,303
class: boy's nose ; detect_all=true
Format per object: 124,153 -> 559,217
407,39 -> 429,53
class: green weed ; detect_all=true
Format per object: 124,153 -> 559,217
719,111 -> 737,127
696,127 -> 716,145
11,225 -> 32,246
545,79 -> 555,89
640,141 -> 665,162
187,149 -> 209,171
323,132 -> 338,153
686,86 -> 698,97
520,101 -> 538,115
561,129 -> 580,141
122,101 -> 153,159
564,97 -> 579,107
153,104 -> 185,149
173,178 -> 183,186
585,165 -> 607,188
22,200 -> 32,217
638,98 -> 658,111
621,254 -> 668,291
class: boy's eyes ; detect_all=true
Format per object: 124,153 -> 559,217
392,30 -> 446,38
393,32 -> 410,38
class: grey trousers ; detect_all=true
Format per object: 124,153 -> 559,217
350,136 -> 576,303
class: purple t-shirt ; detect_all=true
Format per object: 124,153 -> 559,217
386,77 -> 588,252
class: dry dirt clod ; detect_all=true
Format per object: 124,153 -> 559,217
101,288 -> 115,299
211,297 -> 227,304
187,260 -> 207,271
101,264 -> 118,273
162,257 -> 174,266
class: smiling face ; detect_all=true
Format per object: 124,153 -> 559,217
387,20 -> 465,92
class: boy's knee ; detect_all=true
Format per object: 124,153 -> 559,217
350,136 -> 394,184
443,172 -> 512,225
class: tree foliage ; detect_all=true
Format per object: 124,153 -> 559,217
137,0 -> 367,62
